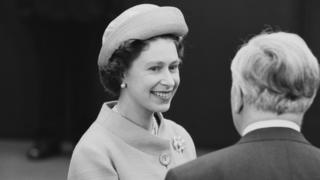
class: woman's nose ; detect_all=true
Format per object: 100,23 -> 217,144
160,70 -> 175,87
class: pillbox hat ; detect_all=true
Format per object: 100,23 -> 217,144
97,4 -> 188,66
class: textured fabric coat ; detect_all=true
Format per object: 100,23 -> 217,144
166,127 -> 320,180
68,101 -> 196,180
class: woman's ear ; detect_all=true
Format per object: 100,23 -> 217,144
120,71 -> 128,82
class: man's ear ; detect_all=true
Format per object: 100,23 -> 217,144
232,85 -> 244,114
237,89 -> 244,114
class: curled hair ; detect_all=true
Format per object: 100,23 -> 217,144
231,31 -> 320,114
99,34 -> 185,97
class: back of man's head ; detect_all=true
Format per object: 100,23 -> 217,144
231,31 -> 319,119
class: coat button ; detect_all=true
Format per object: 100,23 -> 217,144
159,153 -> 171,167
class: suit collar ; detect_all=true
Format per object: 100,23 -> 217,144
238,127 -> 311,146
95,101 -> 171,156
242,119 -> 301,136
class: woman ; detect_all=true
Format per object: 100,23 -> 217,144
68,4 -> 196,180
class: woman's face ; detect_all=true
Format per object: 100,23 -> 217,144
121,38 -> 181,113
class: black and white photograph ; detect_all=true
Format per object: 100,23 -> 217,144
1,0 -> 320,179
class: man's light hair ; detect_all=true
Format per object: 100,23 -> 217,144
231,32 -> 320,114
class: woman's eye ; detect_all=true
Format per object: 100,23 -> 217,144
169,64 -> 180,71
149,66 -> 161,71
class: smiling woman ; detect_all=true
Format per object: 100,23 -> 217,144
117,37 -> 182,117
67,4 -> 196,180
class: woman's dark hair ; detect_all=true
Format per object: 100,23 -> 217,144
98,34 -> 185,98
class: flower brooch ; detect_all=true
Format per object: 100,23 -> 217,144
172,136 -> 185,154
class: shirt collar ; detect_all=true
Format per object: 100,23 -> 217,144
242,119 -> 301,136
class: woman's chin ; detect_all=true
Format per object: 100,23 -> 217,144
149,103 -> 171,113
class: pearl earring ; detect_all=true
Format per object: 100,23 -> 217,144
120,82 -> 127,88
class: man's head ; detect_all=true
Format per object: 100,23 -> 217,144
230,31 -> 320,134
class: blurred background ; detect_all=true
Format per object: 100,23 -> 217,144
1,0 -> 320,179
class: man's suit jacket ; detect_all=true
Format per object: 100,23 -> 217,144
166,127 -> 320,180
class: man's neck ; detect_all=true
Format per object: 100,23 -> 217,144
239,107 -> 303,135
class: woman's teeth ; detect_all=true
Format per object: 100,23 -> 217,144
152,91 -> 172,99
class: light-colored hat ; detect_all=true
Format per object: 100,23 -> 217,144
97,4 -> 188,67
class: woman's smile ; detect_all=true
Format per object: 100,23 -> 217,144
151,90 -> 175,101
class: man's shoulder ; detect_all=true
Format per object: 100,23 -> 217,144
166,135 -> 320,180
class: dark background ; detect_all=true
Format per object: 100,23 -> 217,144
1,0 -> 319,149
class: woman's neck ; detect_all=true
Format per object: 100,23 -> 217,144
116,98 -> 155,131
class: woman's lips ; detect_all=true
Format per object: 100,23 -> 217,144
151,91 -> 173,100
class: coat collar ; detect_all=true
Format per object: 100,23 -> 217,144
95,101 -> 171,156
238,127 -> 311,146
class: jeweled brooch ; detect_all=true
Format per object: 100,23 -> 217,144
172,136 -> 185,154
